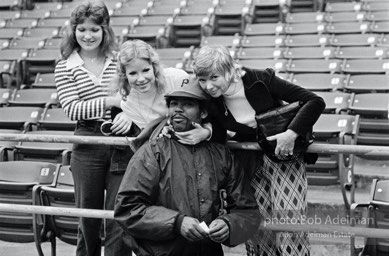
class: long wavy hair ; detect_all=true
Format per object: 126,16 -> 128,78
60,1 -> 117,59
192,45 -> 242,83
117,39 -> 166,97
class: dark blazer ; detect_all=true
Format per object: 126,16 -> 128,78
208,67 -> 326,163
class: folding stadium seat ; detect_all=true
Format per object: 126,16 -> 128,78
47,8 -> 74,19
291,73 -> 347,91
0,106 -> 43,131
284,34 -> 329,47
370,21 -> 389,33
0,48 -> 29,87
243,22 -> 285,36
156,47 -> 193,61
31,72 -> 56,89
378,34 -> 389,47
324,11 -> 367,23
14,130 -> 73,165
235,47 -> 284,60
19,9 -> 51,19
283,46 -> 336,59
200,35 -> 241,48
212,3 -> 249,35
0,28 -> 25,40
123,25 -> 167,48
345,74 -> 389,93
0,60 -> 16,88
315,91 -> 351,114
111,25 -> 130,44
0,128 -> 20,161
146,3 -> 180,16
325,1 -> 363,13
33,165 -> 78,256
42,38 -> 62,50
285,12 -> 325,24
8,88 -> 58,108
0,161 -> 59,244
0,39 -> 10,49
366,11 -> 389,22
133,15 -> 170,27
277,72 -> 290,80
38,107 -> 76,131
289,0 -> 319,13
7,37 -> 45,50
110,16 -> 137,27
335,46 -> 389,59
329,33 -> 379,47
250,0 -> 282,23
350,179 -> 389,256
0,0 -> 23,10
284,22 -> 326,35
342,59 -> 389,74
348,93 -> 389,156
168,15 -> 209,47
22,27 -> 60,39
35,18 -> 69,29
325,21 -> 371,34
363,1 -> 389,12
4,18 -> 38,29
241,35 -> 285,48
23,48 -> 62,85
111,5 -> 145,17
286,59 -> 342,73
0,10 -> 20,20
30,1 -> 62,11
239,59 -> 287,73
308,114 -> 360,209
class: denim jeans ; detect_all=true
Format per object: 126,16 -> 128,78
71,121 -> 132,256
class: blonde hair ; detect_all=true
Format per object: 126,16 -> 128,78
192,45 -> 241,83
117,40 -> 166,97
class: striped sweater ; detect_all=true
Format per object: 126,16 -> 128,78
55,51 -> 117,121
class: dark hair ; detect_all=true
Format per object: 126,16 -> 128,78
60,1 -> 117,59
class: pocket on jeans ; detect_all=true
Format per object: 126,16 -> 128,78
110,146 -> 134,173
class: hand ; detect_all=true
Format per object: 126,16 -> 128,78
174,122 -> 211,145
266,129 -> 298,157
208,219 -> 229,243
158,124 -> 174,139
180,217 -> 208,242
111,112 -> 133,135
106,94 -> 122,108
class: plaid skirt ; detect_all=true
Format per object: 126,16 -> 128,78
245,154 -> 310,256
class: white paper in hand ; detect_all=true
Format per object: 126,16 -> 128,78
199,221 -> 210,234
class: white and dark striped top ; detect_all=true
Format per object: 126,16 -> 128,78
55,51 -> 117,121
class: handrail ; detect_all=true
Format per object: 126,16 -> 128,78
2,133 -> 389,156
0,203 -> 388,239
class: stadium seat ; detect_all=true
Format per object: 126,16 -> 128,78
31,73 -> 56,89
243,22 -> 285,36
250,0 -> 282,23
238,59 -> 287,72
8,88 -> 58,108
290,0 -> 319,12
241,35 -> 285,48
345,74 -> 389,93
325,2 -> 363,13
38,107 -> 76,131
35,18 -> 69,29
285,12 -> 325,24
363,1 -> 389,12
168,15 -> 209,47
329,33 -> 379,47
0,161 -> 59,244
324,11 -> 367,23
0,106 -> 43,131
235,47 -> 284,60
33,165 -> 78,256
284,23 -> 326,35
43,38 -> 62,50
0,28 -> 24,40
7,37 -> 45,50
341,59 -> 389,74
366,11 -> 389,22
0,87 -> 13,106
315,91 -> 352,114
326,21 -> 371,34
348,93 -> 389,157
0,48 -> 29,87
286,59 -> 342,73
291,73 -> 347,91
22,27 -> 60,39
283,46 -> 335,59
308,113 -> 360,210
4,18 -> 38,29
370,21 -> 389,33
350,179 -> 389,256
123,25 -> 166,48
284,34 -> 329,47
200,35 -> 241,48
335,46 -> 389,59
212,3 -> 249,35
14,130 -> 73,165
19,9 -> 50,19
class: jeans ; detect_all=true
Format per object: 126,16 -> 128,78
71,121 -> 132,256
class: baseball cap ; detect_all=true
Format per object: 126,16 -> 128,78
165,76 -> 210,101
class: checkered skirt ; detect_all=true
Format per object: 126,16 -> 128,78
245,154 -> 310,256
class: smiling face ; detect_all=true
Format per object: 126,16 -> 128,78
197,71 -> 230,98
124,58 -> 156,93
168,97 -> 207,132
76,18 -> 103,53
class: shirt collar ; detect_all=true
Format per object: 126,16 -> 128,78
66,50 -> 115,69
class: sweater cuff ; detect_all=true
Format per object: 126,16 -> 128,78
174,214 -> 185,235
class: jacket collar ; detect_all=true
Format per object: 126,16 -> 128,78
66,50 -> 114,70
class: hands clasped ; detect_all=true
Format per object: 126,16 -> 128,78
180,217 -> 229,243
